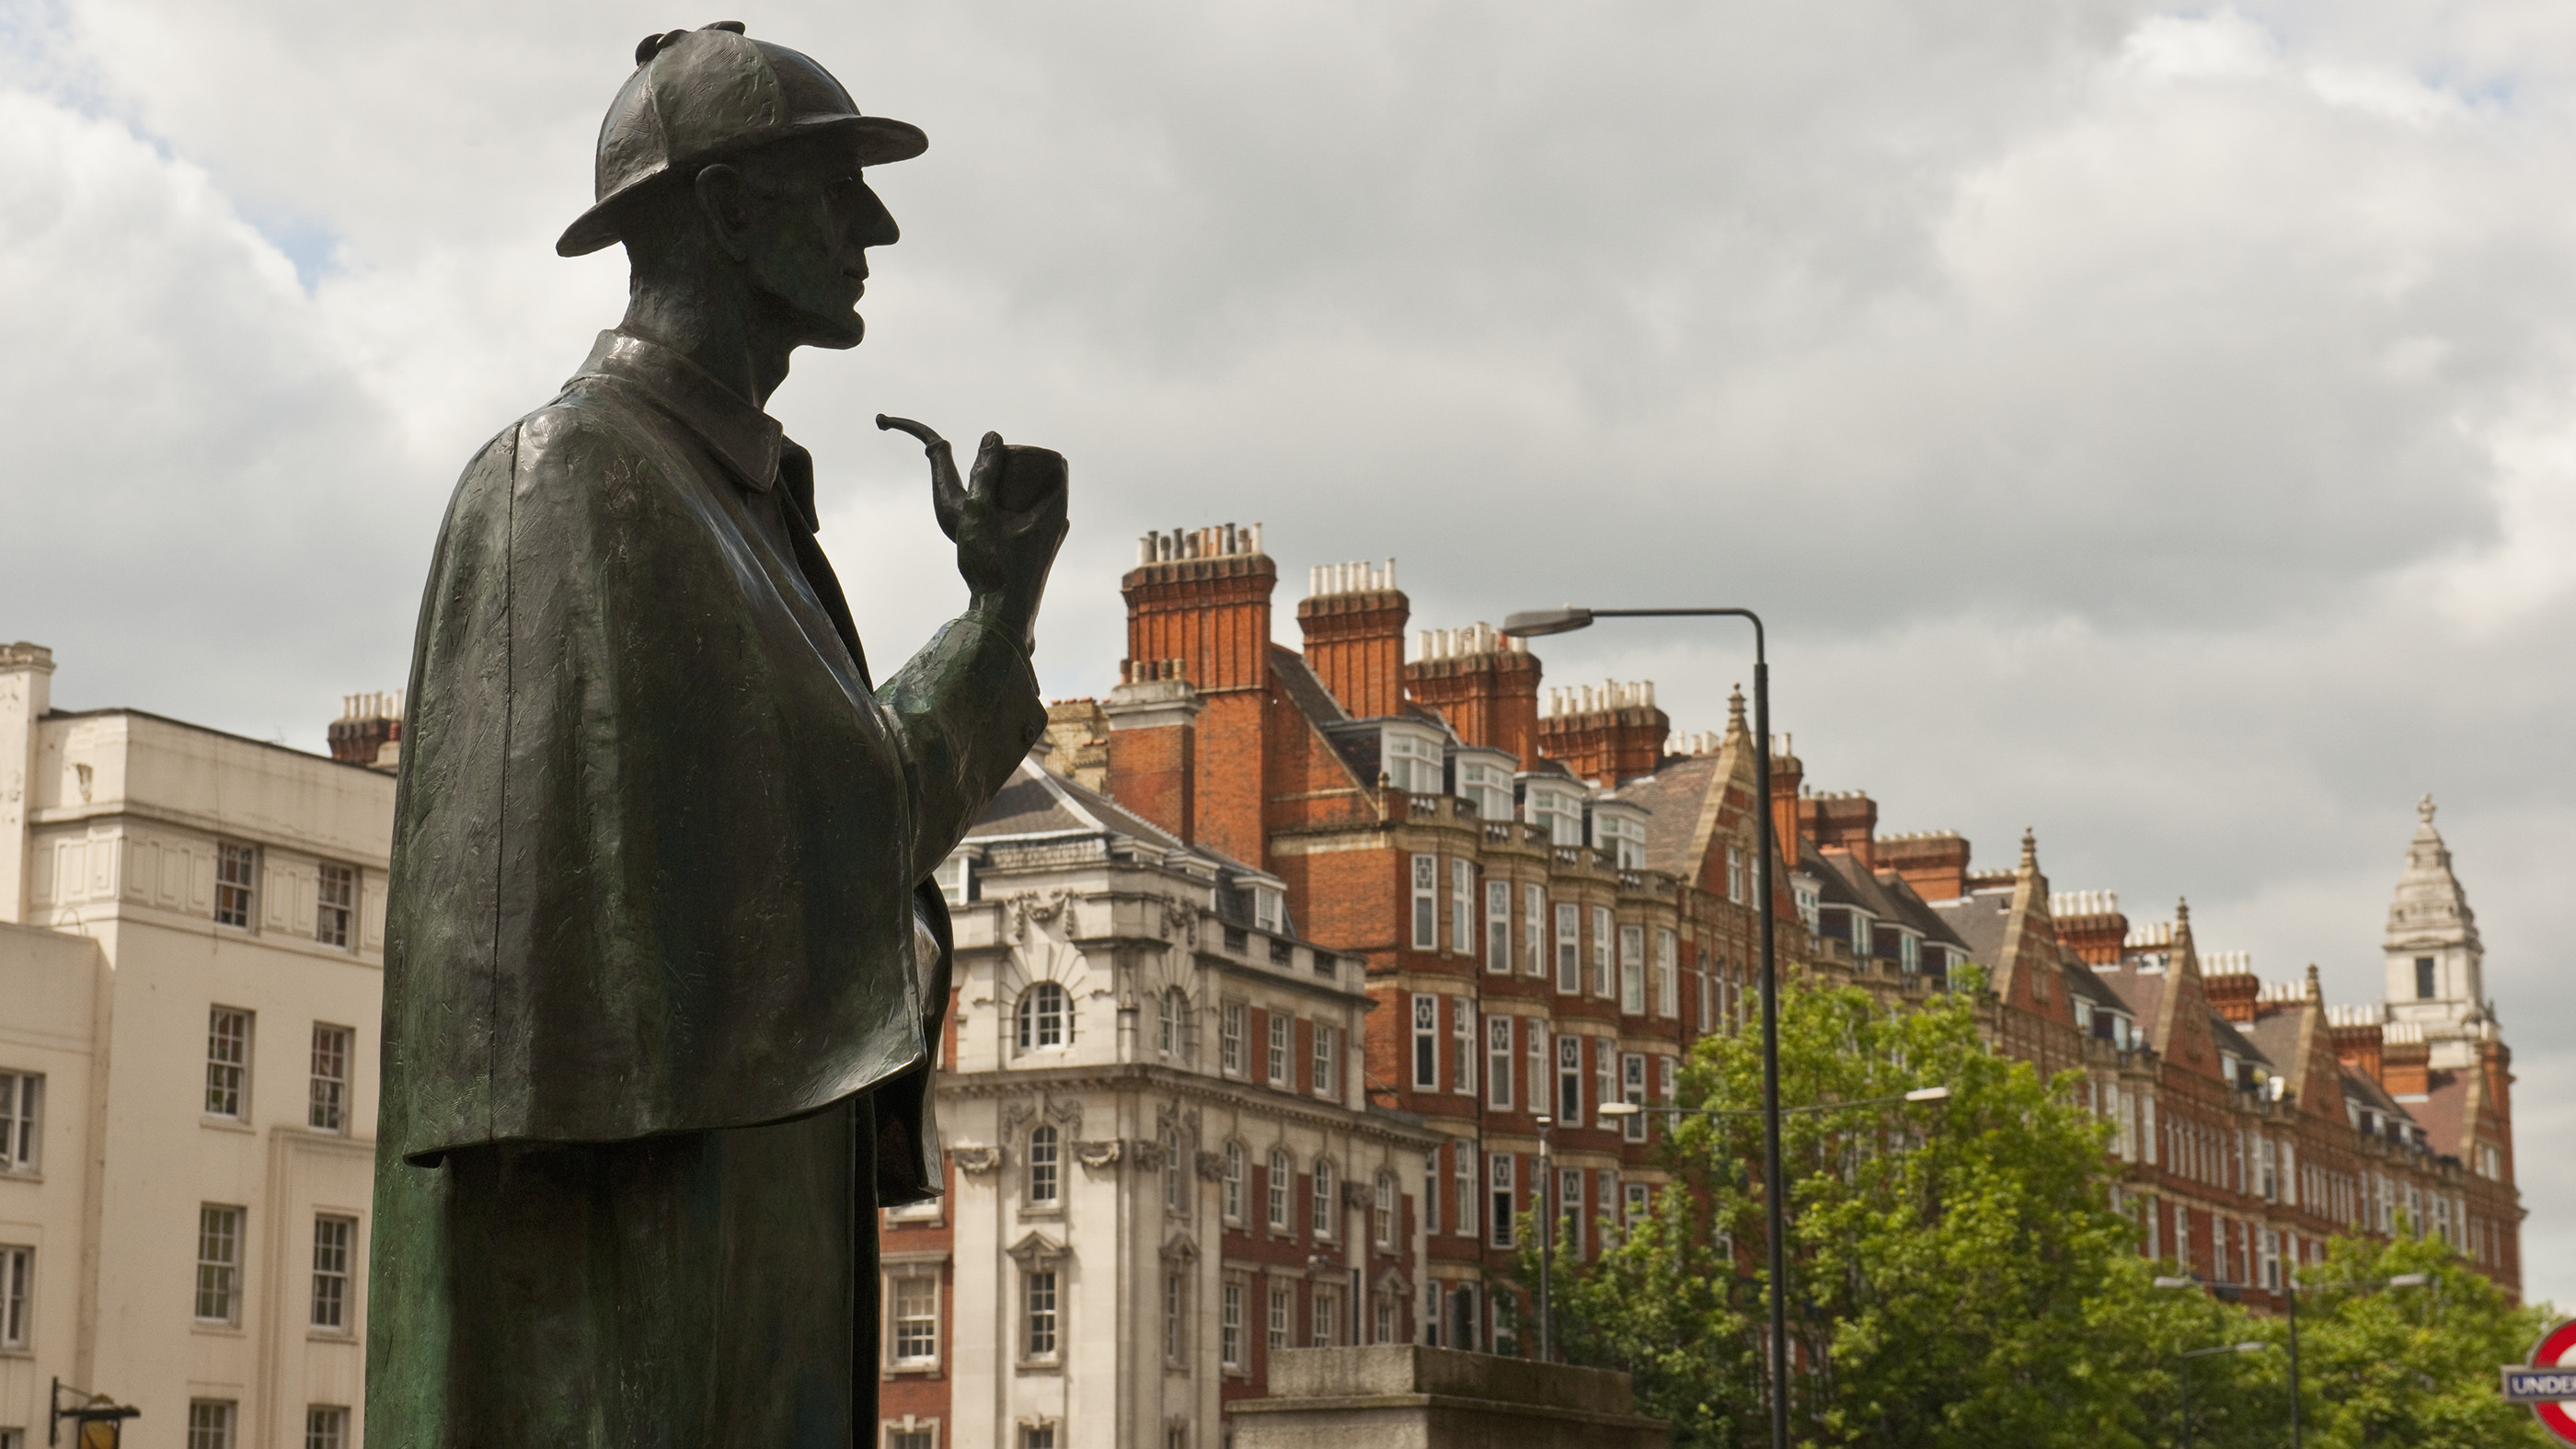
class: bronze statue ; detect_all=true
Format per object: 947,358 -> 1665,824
365,23 -> 1065,1443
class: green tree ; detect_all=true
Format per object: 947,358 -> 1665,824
1528,971 -> 2272,1448
2282,1230 -> 2555,1449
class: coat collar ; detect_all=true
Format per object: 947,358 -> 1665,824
571,329 -> 784,491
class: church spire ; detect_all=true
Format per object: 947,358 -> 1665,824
2386,793 -> 2479,955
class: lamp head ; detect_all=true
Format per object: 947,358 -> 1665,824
1501,607 -> 1594,638
1903,1087 -> 1950,1103
1596,1101 -> 1642,1118
2386,1273 -> 2432,1289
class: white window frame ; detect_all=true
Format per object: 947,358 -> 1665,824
214,842 -> 258,930
1591,906 -> 1613,996
1554,903 -> 1581,993
1027,1125 -> 1061,1207
1374,1171 -> 1396,1247
1449,999 -> 1473,1095
1621,1054 -> 1648,1142
1310,1283 -> 1342,1348
1410,855 -> 1438,950
1655,929 -> 1679,1017
1486,1016 -> 1513,1110
1220,1278 -> 1246,1369
1267,1283 -> 1291,1351
1452,858 -> 1475,953
206,1006 -> 252,1121
1311,1159 -> 1335,1241
1312,1023 -> 1338,1099
1267,1149 -> 1293,1230
1411,995 -> 1438,1089
309,1023 -> 352,1133
1268,1015 -> 1291,1087
1452,1140 -> 1477,1237
1594,1044 -> 1615,1129
316,861 -> 356,949
1726,845 -> 1746,904
1488,1153 -> 1516,1249
890,1269 -> 941,1368
1618,925 -> 1646,1012
1557,1036 -> 1583,1123
189,1401 -> 236,1449
304,1406 -> 349,1449
0,1071 -> 40,1174
1016,983 -> 1068,1052
1524,883 -> 1547,975
1222,1142 -> 1245,1223
934,854 -> 972,905
0,1243 -> 29,1350
1485,879 -> 1512,973
310,1213 -> 355,1332
1022,1267 -> 1060,1362
1527,1024 -> 1547,1118
196,1204 -> 244,1325
1220,1003 -> 1246,1076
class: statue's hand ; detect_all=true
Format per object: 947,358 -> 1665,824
957,431 -> 1068,650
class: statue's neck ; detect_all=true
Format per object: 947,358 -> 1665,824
619,280 -> 792,408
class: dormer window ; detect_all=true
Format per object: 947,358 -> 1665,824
935,854 -> 973,905
1897,933 -> 1920,973
1590,805 -> 1648,869
1382,725 -> 1447,795
1452,750 -> 1517,820
1524,782 -> 1585,847
1251,885 -> 1285,935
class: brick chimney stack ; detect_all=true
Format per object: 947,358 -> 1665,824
1769,734 -> 1804,861
1537,680 -> 1669,787
1123,525 -> 1275,866
329,691 -> 405,770
1297,558 -> 1408,719
1103,661 -> 1201,844
1880,831 -> 1972,902
1800,789 -> 1879,869
1403,622 -> 1542,768
2046,890 -> 2130,965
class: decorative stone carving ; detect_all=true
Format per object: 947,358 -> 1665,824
951,1145 -> 1002,1176
1131,1139 -> 1167,1172
1074,1139 -> 1123,1170
998,1097 -> 1036,1141
1045,1096 -> 1084,1133
1341,1180 -> 1374,1211
1195,1149 -> 1226,1182
999,886 -> 1076,942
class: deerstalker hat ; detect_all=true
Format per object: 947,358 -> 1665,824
557,22 -> 927,258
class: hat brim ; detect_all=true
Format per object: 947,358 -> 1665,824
556,114 -> 929,258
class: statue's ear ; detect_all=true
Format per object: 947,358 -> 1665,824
693,164 -> 753,262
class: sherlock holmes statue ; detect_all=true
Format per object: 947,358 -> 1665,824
365,24 -> 1062,1444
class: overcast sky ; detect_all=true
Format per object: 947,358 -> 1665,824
2,1 -> 2569,1302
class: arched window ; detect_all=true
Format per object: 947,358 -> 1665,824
1162,1128 -> 1184,1212
1017,983 -> 1067,1051
1312,1159 -> 1336,1240
1374,1171 -> 1396,1247
1028,1124 -> 1059,1205
1267,1148 -> 1292,1229
1222,1142 -> 1245,1222
1156,987 -> 1189,1059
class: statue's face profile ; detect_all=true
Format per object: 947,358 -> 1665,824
726,139 -> 903,352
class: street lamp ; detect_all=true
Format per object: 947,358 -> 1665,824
1535,1112 -> 1558,1362
1599,1086 -> 1950,1123
1502,604 -> 1785,1449
2155,1268 -> 2427,1449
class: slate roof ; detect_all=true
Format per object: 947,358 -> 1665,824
2062,960 -> 2129,1014
1616,753 -> 1722,881
1932,889 -> 2017,968
1269,645 -> 1348,729
965,753 -> 1268,880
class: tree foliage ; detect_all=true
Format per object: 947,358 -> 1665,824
1523,972 -> 2549,1449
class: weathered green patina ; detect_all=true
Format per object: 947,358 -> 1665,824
367,25 -> 1063,1445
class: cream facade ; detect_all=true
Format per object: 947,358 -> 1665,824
0,643 -> 392,1449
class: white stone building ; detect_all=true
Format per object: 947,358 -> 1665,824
0,643 -> 393,1449
881,754 -> 1435,1449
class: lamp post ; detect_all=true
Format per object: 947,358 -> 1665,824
2156,1267 -> 2427,1448
1535,1112 -> 1557,1362
1502,605 -> 1782,1448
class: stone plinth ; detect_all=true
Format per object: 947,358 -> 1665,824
1231,1346 -> 1670,1449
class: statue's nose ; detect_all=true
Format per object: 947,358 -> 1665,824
850,182 -> 900,248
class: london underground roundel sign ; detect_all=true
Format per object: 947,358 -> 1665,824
2502,1318 -> 2576,1443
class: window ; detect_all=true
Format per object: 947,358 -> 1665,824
1554,903 -> 1580,992
1311,1160 -> 1335,1239
309,1024 -> 352,1133
1021,1429 -> 1056,1449
1660,1055 -> 1678,1110
1655,929 -> 1678,1017
1898,932 -> 1920,974
0,1071 -> 40,1173
1450,999 -> 1473,1094
1591,906 -> 1613,995
1423,1282 -> 1443,1348
1016,983 -> 1067,1052
189,1402 -> 236,1449
1,1244 -> 28,1349
1558,1036 -> 1582,1122
304,1407 -> 348,1449
1458,757 -> 1514,820
1529,785 -> 1584,846
1621,1055 -> 1648,1142
1453,1140 -> 1477,1237
1312,1023 -> 1337,1098
197,1205 -> 244,1323
1384,729 -> 1444,795
1618,926 -> 1645,1012
1558,1169 -> 1583,1252
1726,845 -> 1746,904
1267,1149 -> 1292,1230
1156,988 -> 1187,1059
1486,1016 -> 1513,1109
891,1272 -> 938,1365
1593,811 -> 1645,868
1411,855 -> 1438,949
1222,1142 -> 1245,1222
1451,858 -> 1474,953
1221,1280 -> 1246,1368
1252,885 -> 1285,935
1311,1284 -> 1342,1347
1594,1045 -> 1615,1130
1023,1269 -> 1059,1359
934,853 -> 972,905
1374,1292 -> 1397,1345
310,861 -> 358,949
1220,1004 -> 1246,1075
1162,1272 -> 1187,1362
1485,880 -> 1512,972
1027,1125 -> 1059,1206
1489,1153 -> 1516,1248
1162,1129 -> 1183,1213
1624,1182 -> 1650,1230
1411,995 -> 1438,1088
887,1428 -> 937,1449
1527,1024 -> 1547,1118
214,843 -> 257,929
2415,956 -> 2437,999
310,1214 -> 354,1330
1423,1157 -> 1438,1242
1524,884 -> 1546,975
206,1006 -> 251,1120
1374,1171 -> 1396,1246
1268,1284 -> 1291,1351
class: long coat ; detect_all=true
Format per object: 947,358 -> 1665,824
365,329 -> 1045,1443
